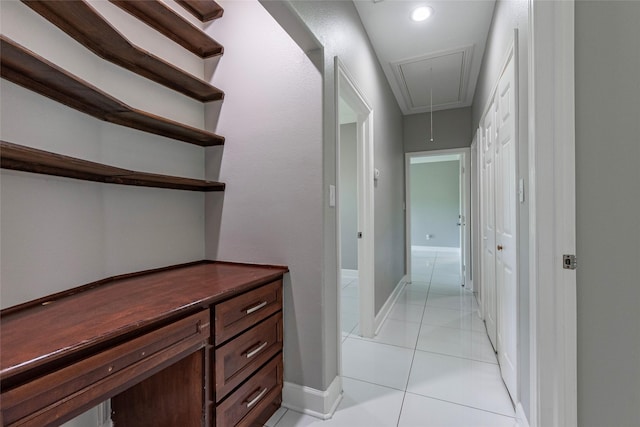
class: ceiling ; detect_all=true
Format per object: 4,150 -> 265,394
353,0 -> 496,116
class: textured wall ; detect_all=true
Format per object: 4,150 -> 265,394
575,1 -> 640,425
404,107 -> 472,153
203,0 -> 324,390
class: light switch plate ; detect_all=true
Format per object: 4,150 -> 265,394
329,184 -> 336,207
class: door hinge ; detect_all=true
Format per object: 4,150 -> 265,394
563,254 -> 577,270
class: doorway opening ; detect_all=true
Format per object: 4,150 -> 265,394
405,149 -> 471,290
335,57 -> 375,354
338,97 -> 360,339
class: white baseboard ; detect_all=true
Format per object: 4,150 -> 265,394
515,402 -> 530,427
411,245 -> 461,253
340,269 -> 359,280
374,275 -> 408,334
282,375 -> 343,420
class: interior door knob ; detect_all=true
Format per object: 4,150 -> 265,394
497,245 -> 504,251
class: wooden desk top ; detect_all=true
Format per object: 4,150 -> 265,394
1,261 -> 288,384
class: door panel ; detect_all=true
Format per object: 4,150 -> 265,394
481,97 -> 497,350
495,56 -> 518,401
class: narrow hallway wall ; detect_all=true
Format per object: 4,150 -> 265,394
203,0 -> 325,391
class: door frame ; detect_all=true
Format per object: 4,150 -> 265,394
405,148 -> 471,287
335,57 -> 376,339
528,1 -> 577,426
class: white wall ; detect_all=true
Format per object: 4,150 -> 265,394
471,0 -> 531,417
404,107 -> 472,153
575,2 -> 640,425
0,2 -> 209,424
202,0 -> 324,390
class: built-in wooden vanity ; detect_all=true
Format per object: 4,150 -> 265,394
0,261 -> 288,426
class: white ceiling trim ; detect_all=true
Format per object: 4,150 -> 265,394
391,45 -> 475,115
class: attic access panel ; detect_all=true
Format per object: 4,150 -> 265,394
392,45 -> 474,112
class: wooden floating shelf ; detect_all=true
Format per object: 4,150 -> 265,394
1,141 -> 226,192
1,36 -> 225,147
177,0 -> 224,22
109,0 -> 223,58
22,0 -> 224,102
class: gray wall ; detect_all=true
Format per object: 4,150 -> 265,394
471,0 -> 531,416
575,2 -> 640,425
203,0 -> 324,391
340,123 -> 358,270
404,107 -> 472,153
290,0 -> 406,387
410,161 -> 460,248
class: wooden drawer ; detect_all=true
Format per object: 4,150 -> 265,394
214,280 -> 282,345
215,356 -> 283,427
215,312 -> 282,401
1,310 -> 209,427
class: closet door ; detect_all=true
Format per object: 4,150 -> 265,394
495,56 -> 518,400
481,96 -> 497,350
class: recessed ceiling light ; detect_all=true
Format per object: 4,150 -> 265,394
411,6 -> 433,22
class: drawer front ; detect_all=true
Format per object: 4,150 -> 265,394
216,356 -> 282,427
215,313 -> 282,401
214,280 -> 282,345
1,311 -> 209,427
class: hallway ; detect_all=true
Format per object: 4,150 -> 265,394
266,250 -> 517,426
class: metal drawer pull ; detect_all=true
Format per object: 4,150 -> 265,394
245,387 -> 268,408
246,341 -> 268,358
245,301 -> 267,314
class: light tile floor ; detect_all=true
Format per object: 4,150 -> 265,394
266,250 -> 518,427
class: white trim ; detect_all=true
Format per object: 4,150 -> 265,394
335,57 -> 375,339
528,1 -> 577,426
374,275 -> 408,333
516,402 -> 531,427
411,245 -> 460,253
405,148 -> 471,287
282,376 -> 343,420
340,269 -> 359,280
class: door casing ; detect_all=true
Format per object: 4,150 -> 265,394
335,57 -> 375,341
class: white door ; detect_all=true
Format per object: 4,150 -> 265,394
495,56 -> 518,400
481,97 -> 498,349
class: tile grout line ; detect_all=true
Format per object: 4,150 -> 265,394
396,255 -> 435,426
403,391 -> 518,419
412,347 -> 499,365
